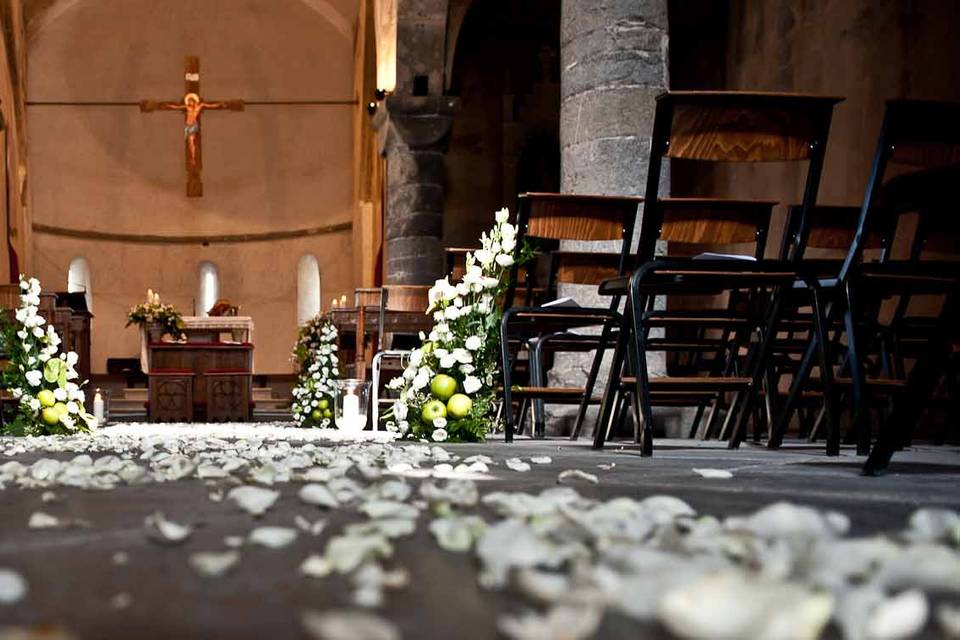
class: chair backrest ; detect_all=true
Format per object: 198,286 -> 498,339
638,91 -> 842,262
658,198 -> 776,259
505,192 -> 642,307
780,204 -> 896,258
840,99 -> 960,281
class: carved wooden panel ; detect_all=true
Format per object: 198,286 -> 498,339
205,374 -> 251,422
149,374 -> 194,422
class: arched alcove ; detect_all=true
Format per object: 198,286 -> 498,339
197,261 -> 220,316
297,254 -> 321,325
67,256 -> 92,312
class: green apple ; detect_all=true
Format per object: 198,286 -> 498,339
446,394 -> 473,419
37,389 -> 56,408
311,409 -> 323,422
41,407 -> 60,425
53,402 -> 68,417
430,374 -> 458,401
323,409 -> 332,418
420,399 -> 447,423
318,398 -> 330,410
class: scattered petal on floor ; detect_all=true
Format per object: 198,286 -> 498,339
0,569 -> 27,605
658,571 -> 834,640
28,512 -> 60,529
111,552 -> 128,566
227,486 -> 280,517
557,469 -> 599,485
109,593 -> 132,610
505,458 -> 531,472
693,468 -> 733,479
359,501 -> 419,520
529,456 -> 552,465
905,508 -> 960,545
498,605 -> 603,640
189,551 -> 240,578
300,554 -> 332,579
248,526 -> 299,549
301,610 -> 400,640
40,491 -> 57,504
430,516 -> 486,552
295,515 -> 326,536
144,512 -> 192,545
299,484 -> 339,509
864,589 -> 928,640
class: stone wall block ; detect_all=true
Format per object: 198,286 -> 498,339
560,86 -> 660,150
385,236 -> 444,284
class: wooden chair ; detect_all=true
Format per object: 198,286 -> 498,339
500,192 -> 642,442
148,369 -> 194,422
593,91 -> 843,455
203,369 -> 252,421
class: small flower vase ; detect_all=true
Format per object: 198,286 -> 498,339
334,379 -> 370,433
146,323 -> 165,343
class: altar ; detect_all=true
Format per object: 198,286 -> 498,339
144,317 -> 255,422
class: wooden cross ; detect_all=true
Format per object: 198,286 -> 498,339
140,56 -> 244,197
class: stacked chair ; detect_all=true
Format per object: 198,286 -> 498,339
767,99 -> 960,473
499,193 -> 643,443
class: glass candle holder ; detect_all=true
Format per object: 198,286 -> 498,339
334,379 -> 370,433
91,388 -> 111,426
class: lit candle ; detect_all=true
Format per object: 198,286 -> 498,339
337,392 -> 365,432
331,298 -> 338,308
340,294 -> 347,306
147,289 -> 154,302
93,389 -> 105,422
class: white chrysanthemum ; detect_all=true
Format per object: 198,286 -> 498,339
54,388 -> 67,402
465,335 -> 483,351
432,417 -> 447,429
432,428 -> 448,442
25,370 -> 42,387
463,376 -> 482,394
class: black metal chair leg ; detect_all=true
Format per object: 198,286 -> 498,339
572,323 -> 615,440
592,321 -> 628,449
811,286 -> 840,456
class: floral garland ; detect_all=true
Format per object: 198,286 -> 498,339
126,301 -> 186,341
291,315 -> 340,428
1,277 -> 98,435
384,208 -> 517,442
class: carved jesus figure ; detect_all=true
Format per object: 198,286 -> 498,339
160,93 -> 227,167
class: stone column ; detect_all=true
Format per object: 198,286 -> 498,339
560,0 -> 668,195
375,95 -> 458,284
547,0 -> 669,435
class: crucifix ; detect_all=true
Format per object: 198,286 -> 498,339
140,56 -> 244,197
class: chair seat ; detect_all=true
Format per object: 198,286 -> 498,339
621,376 -> 751,390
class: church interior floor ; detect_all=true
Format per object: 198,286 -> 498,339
1,425 -> 958,639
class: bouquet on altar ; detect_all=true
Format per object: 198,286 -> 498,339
1,277 -> 98,435
384,208 -> 521,442
126,293 -> 186,341
291,315 -> 339,428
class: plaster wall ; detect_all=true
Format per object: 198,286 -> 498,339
27,0 -> 360,373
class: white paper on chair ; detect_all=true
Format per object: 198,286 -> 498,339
692,252 -> 757,262
542,297 -> 581,308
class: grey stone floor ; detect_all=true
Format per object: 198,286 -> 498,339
0,435 -> 958,639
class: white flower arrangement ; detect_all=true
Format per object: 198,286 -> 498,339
384,208 -> 520,442
2,277 -> 97,435
290,315 -> 339,428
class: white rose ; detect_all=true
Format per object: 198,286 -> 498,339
54,388 -> 67,401
460,364 -> 475,374
393,401 -> 408,421
25,370 -> 42,387
463,376 -> 482,394
27,397 -> 41,412
452,348 -> 473,364
66,401 -> 80,415
444,306 -> 460,321
432,428 -> 448,442
60,414 -> 75,429
495,253 -> 514,267
413,371 -> 430,390
32,326 -> 45,338
439,353 -> 456,369
465,336 -> 483,351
